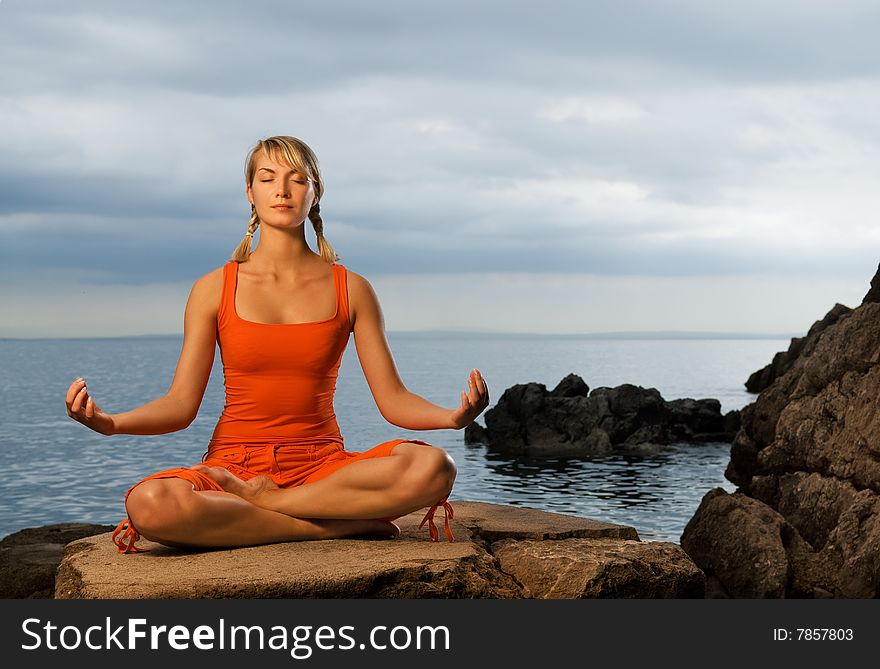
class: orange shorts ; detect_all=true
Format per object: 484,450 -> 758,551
198,437 -> 426,489
112,437 -> 454,553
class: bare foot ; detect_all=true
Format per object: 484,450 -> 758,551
190,465 -> 399,539
190,464 -> 278,504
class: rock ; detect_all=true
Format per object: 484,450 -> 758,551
681,488 -> 834,598
464,420 -> 489,444
666,398 -> 741,442
682,261 -> 880,598
0,523 -> 117,598
469,375 -> 740,457
726,302 -> 880,492
492,537 -> 704,598
54,502 -> 704,599
551,373 -> 591,398
744,303 -> 853,393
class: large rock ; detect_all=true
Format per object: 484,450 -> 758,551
0,523 -> 116,598
682,262 -> 880,598
55,502 -> 704,599
681,488 -> 839,598
466,373 -> 740,457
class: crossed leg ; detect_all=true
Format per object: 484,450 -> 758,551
124,480 -> 401,549
193,441 -> 457,521
124,441 -> 456,549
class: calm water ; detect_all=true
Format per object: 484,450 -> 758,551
0,332 -> 788,543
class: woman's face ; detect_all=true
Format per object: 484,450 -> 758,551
246,149 -> 317,228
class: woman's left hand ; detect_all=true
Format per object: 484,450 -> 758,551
449,368 -> 489,429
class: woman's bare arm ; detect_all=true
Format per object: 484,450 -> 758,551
347,270 -> 488,430
66,269 -> 222,436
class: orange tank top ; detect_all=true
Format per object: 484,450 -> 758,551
209,260 -> 351,448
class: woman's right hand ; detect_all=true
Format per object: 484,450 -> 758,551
66,377 -> 116,436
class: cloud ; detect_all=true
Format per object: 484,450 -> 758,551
538,97 -> 647,124
1,0 -> 878,335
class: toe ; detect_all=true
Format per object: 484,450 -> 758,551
249,474 -> 279,490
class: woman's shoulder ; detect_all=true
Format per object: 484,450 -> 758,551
341,267 -> 382,328
341,265 -> 371,294
195,263 -> 229,289
187,263 -> 229,318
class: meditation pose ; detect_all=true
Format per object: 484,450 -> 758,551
64,135 -> 489,553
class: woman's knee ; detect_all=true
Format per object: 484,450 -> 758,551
398,443 -> 457,499
125,478 -> 193,539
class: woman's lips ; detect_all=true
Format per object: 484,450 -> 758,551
271,206 -> 291,210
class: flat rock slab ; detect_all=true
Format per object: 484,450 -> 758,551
453,502 -> 640,542
55,501 -> 702,599
493,537 -> 705,598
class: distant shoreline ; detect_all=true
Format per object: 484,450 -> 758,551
1,330 -> 802,342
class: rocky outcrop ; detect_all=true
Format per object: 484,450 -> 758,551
55,502 -> 704,599
0,523 -> 116,598
465,373 -> 740,457
744,303 -> 852,393
682,263 -> 880,598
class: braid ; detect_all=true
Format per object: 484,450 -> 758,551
308,202 -> 340,264
231,205 -> 259,262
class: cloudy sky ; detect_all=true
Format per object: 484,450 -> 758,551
2,0 -> 879,338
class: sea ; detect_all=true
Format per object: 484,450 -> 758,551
0,331 -> 792,544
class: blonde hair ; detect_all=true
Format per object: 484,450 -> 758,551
231,135 -> 339,264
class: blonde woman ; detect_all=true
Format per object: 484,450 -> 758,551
65,135 -> 489,553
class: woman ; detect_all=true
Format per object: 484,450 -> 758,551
64,135 -> 489,554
